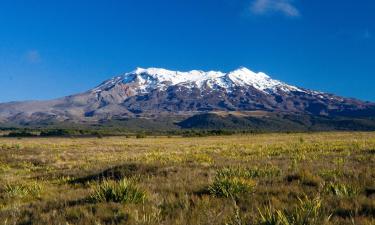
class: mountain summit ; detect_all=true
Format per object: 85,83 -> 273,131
94,67 -> 301,96
0,67 -> 374,126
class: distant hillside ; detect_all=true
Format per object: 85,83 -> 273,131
177,113 -> 375,131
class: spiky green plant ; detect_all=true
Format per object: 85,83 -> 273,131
324,182 -> 360,198
5,182 -> 43,198
217,166 -> 281,180
258,196 -> 331,225
258,206 -> 289,225
89,179 -> 147,204
209,168 -> 256,198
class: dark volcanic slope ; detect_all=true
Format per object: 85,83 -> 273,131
0,67 -> 374,126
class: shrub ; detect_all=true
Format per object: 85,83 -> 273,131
136,133 -> 147,139
6,131 -> 37,137
89,179 -> 147,204
91,131 -> 103,138
182,130 -> 235,137
40,129 -> 71,137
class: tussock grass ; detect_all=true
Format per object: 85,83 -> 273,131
216,166 -> 281,179
0,132 -> 374,224
324,182 -> 360,198
209,168 -> 256,198
89,179 -> 147,204
4,182 -> 43,198
258,196 -> 330,225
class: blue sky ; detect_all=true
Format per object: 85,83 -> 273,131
0,0 -> 374,103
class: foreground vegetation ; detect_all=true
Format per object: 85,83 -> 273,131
0,132 -> 374,224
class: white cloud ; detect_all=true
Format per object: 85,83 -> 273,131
250,0 -> 300,17
25,50 -> 41,64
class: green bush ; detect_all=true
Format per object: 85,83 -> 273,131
6,131 -> 37,137
136,133 -> 147,139
89,179 -> 146,204
40,129 -> 71,137
182,130 -> 235,137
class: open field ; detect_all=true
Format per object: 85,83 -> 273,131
0,132 -> 374,225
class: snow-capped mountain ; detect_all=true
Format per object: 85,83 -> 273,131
0,67 -> 374,125
93,67 -> 302,96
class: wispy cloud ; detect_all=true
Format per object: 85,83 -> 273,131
250,0 -> 300,17
24,50 -> 42,64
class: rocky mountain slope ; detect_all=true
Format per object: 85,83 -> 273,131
0,67 -> 374,126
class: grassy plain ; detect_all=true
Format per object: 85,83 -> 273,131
0,132 -> 374,224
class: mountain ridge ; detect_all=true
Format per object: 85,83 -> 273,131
0,67 -> 374,128
92,67 -> 302,96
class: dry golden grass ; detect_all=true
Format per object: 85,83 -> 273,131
0,132 -> 374,224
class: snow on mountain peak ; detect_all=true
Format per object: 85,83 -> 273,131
131,67 -> 224,84
94,67 -> 302,94
226,67 -> 300,92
